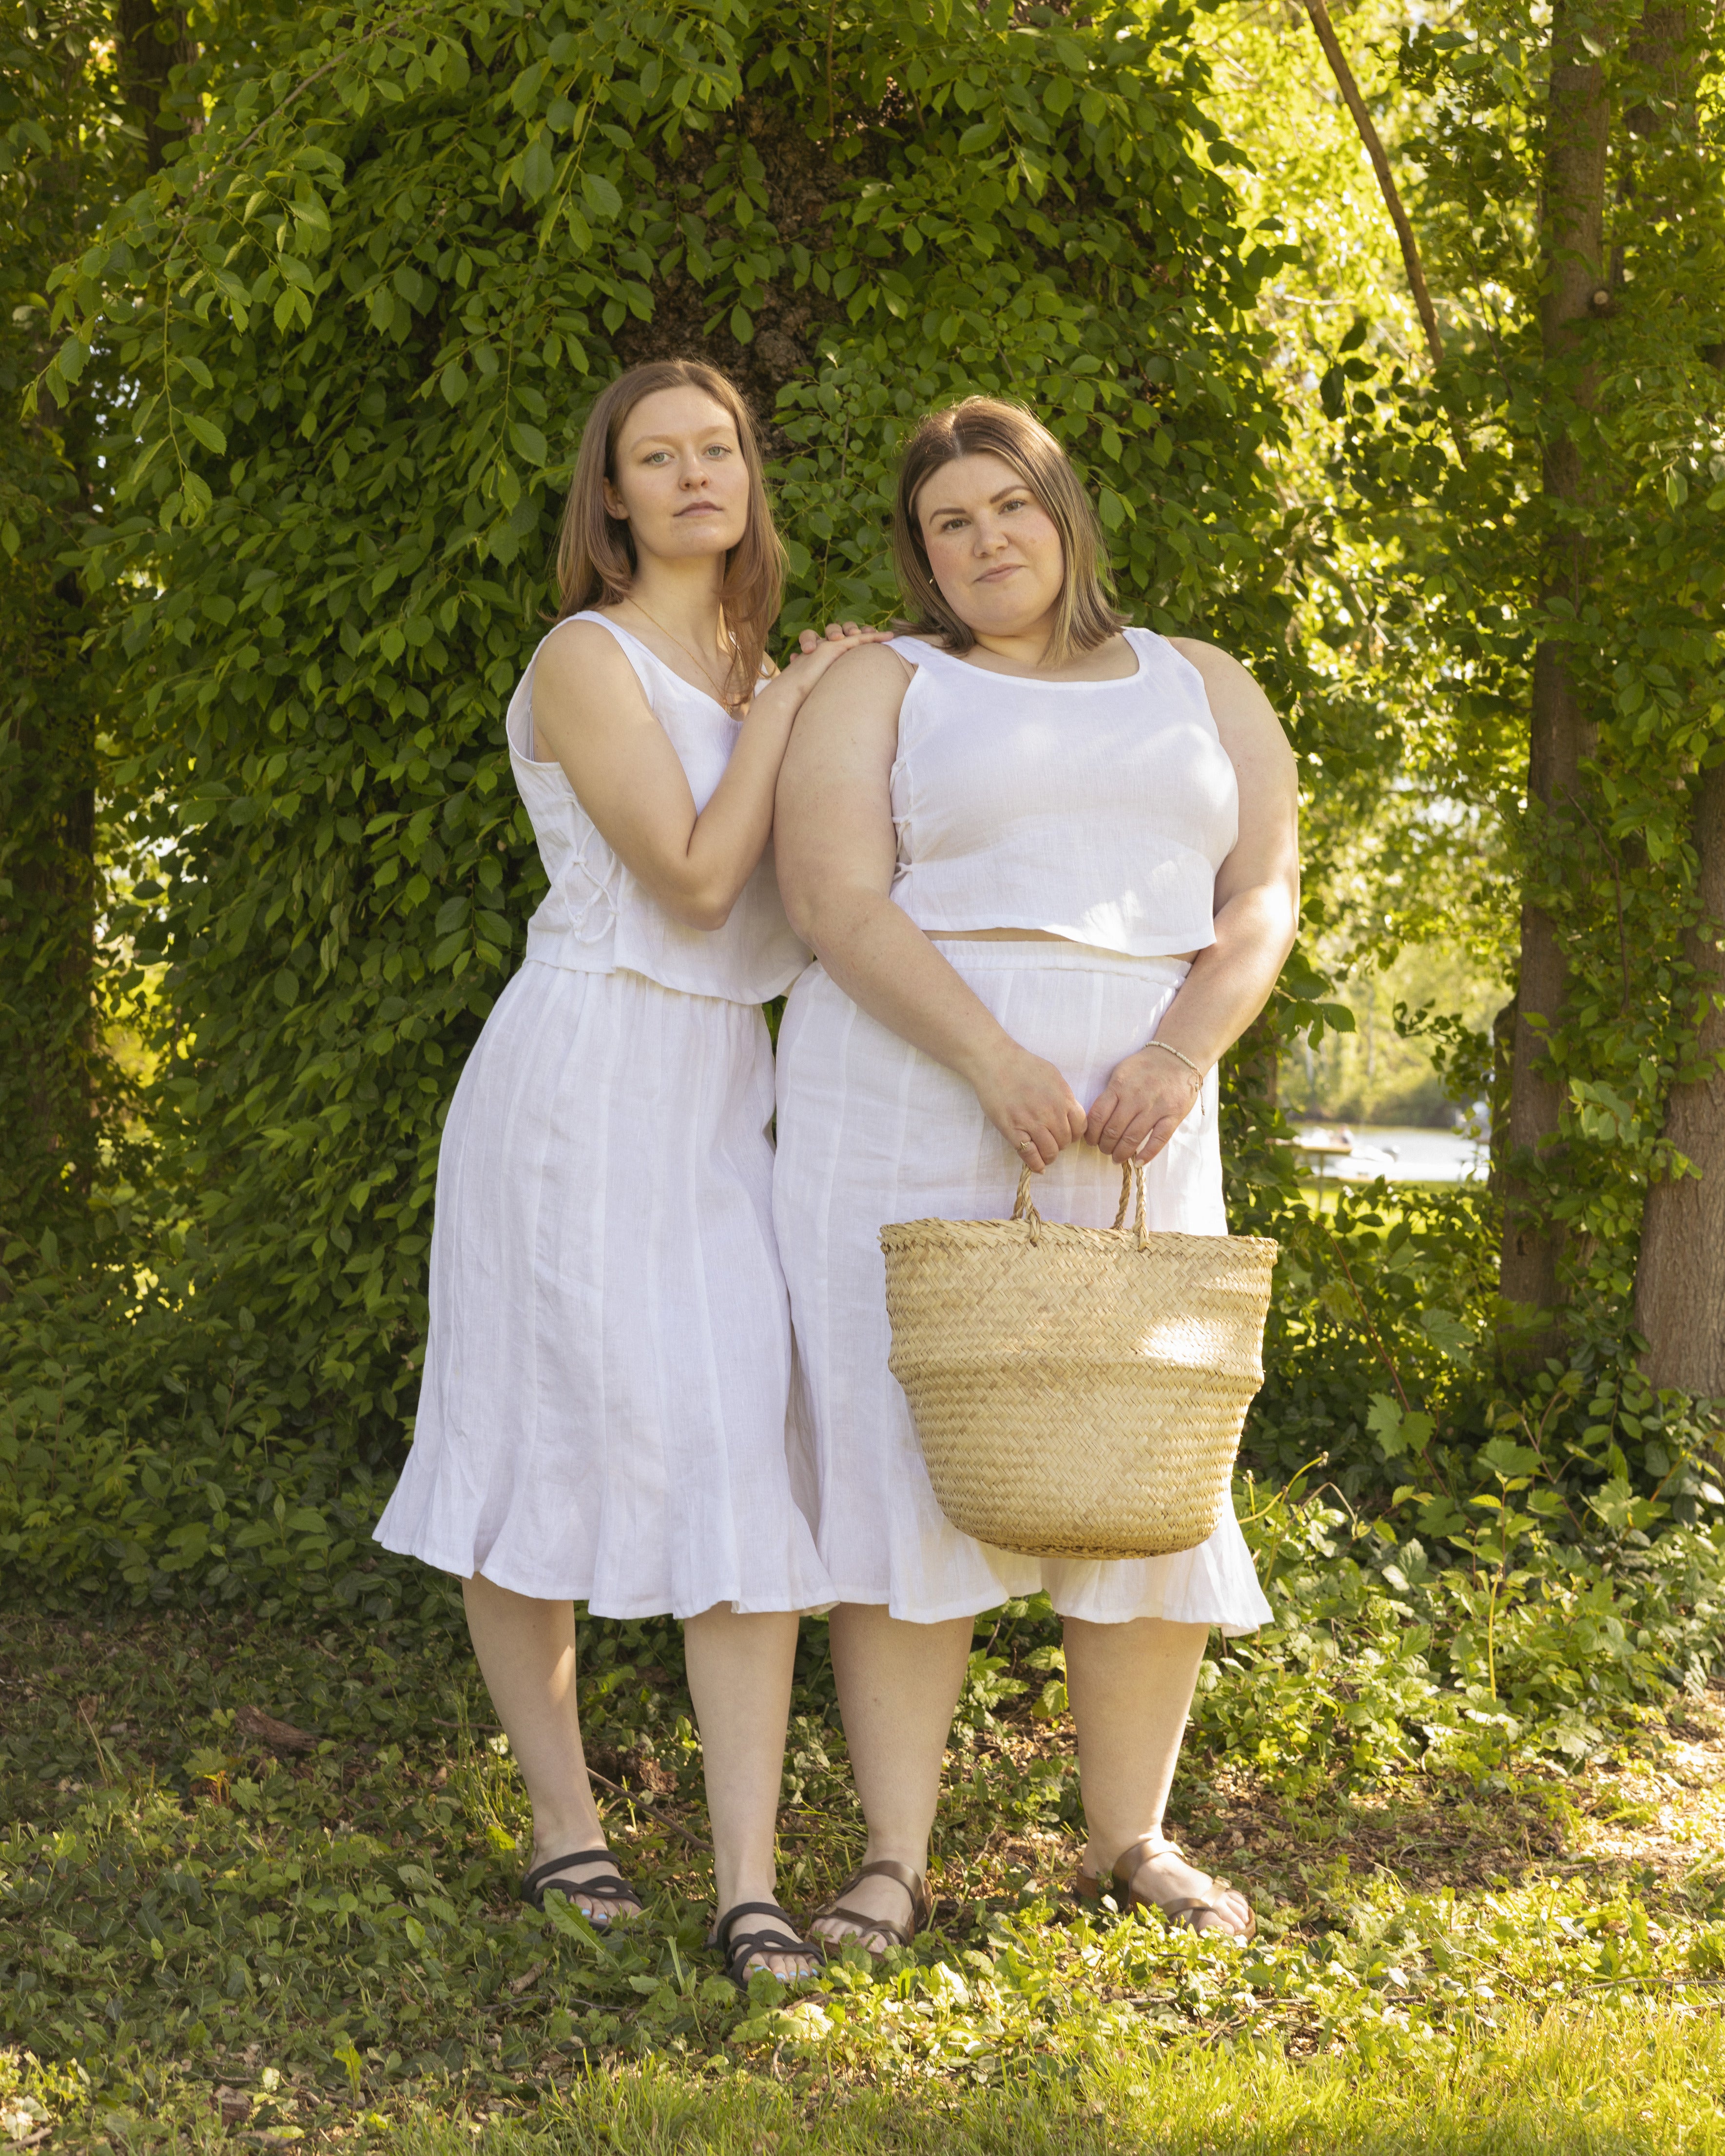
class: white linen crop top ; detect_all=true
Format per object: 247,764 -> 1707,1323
889,628 -> 1239,957
503,612 -> 809,1003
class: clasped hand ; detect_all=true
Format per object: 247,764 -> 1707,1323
973,1040 -> 1202,1173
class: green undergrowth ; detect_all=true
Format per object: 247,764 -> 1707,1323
5,1581 -> 1725,2154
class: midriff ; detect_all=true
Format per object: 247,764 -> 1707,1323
928,927 -> 1201,962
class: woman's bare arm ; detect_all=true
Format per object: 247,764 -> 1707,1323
532,617 -> 882,931
1085,641 -> 1301,1164
775,644 -> 1088,1167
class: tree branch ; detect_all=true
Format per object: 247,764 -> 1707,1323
1300,0 -> 1445,373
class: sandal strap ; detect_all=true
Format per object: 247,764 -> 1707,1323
816,1902 -> 916,1947
521,1848 -> 639,1908
712,1901 -> 826,1982
1072,1839 -> 1180,1906
1110,1834 -> 1179,1891
812,1858 -> 930,1943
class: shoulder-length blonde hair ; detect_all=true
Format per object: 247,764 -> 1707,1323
554,358 -> 785,706
892,397 -> 1125,664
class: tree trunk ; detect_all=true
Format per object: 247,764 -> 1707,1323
1497,3 -> 1613,1333
1636,765 -> 1725,1391
115,0 -> 196,173
1626,4 -> 1725,1392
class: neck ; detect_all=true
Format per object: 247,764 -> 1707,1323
624,554 -> 729,655
969,607 -> 1060,671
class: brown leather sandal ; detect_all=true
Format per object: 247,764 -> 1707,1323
520,1846 -> 642,1922
708,1900 -> 828,1993
810,1857 -> 931,1953
1074,1833 -> 1257,1941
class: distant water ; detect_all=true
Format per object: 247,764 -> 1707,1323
1293,1122 -> 1489,1185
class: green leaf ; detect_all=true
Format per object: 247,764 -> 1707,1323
1419,1308 -> 1473,1362
520,135 -> 556,202
508,422 -> 549,466
581,170 -> 622,220
183,414 -> 229,456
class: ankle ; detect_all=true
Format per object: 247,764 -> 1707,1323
530,1807 -> 606,1863
1086,1827 -> 1175,1871
862,1836 -> 930,1876
713,1862 -> 781,1914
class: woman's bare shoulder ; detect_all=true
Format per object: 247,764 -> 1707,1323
800,635 -> 916,711
534,614 -> 637,676
528,618 -> 659,755
532,615 -> 647,706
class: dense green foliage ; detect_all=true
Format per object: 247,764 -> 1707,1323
19,0 -> 1293,1433
0,2 -> 152,1234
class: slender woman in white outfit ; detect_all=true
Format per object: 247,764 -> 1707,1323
773,399 -> 1300,1951
377,359 -> 884,1985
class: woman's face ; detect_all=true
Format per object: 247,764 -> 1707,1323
914,451 -> 1064,639
603,387 -> 750,564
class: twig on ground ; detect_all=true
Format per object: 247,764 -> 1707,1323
585,1767 -> 714,1855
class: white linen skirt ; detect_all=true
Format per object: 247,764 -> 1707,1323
774,943 -> 1272,1633
375,958 -> 833,1618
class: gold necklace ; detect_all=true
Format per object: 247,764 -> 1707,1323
623,598 -> 742,713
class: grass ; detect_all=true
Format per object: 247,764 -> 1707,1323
4,1592 -> 1725,2155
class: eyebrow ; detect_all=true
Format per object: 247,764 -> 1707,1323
923,483 -> 1028,519
627,427 -> 736,450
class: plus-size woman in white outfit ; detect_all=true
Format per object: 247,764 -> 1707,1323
376,360 -> 885,1984
773,399 -> 1300,1951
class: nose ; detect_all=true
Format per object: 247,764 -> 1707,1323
679,456 -> 710,489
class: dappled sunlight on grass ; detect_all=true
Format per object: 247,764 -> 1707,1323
4,1608 -> 1725,2152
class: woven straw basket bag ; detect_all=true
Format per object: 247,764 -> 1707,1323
880,1157 -> 1278,1561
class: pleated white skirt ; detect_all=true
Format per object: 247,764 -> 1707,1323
375,959 -> 834,1618
774,943 -> 1272,1632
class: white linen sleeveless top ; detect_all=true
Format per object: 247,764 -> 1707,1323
504,612 -> 809,1002
889,628 -> 1238,957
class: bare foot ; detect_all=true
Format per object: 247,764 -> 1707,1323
1097,1840 -> 1254,1939
529,1846 -> 642,1925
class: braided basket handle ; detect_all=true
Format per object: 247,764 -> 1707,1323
1012,1155 -> 1148,1250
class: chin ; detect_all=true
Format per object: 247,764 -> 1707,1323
668,521 -> 743,551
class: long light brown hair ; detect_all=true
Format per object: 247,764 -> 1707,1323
892,397 -> 1125,664
554,359 -> 785,705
